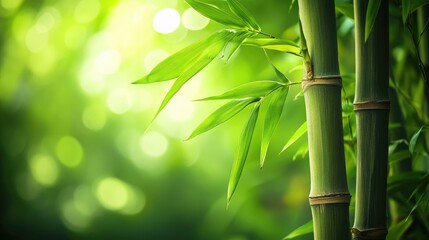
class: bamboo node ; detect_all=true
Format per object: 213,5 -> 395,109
351,227 -> 388,239
301,75 -> 342,92
353,100 -> 390,111
308,192 -> 351,205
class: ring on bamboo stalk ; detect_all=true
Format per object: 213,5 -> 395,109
308,192 -> 351,205
301,75 -> 342,92
351,227 -> 388,239
353,100 -> 390,111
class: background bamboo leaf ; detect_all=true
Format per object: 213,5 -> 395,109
225,31 -> 254,62
281,122 -> 307,153
402,0 -> 412,24
365,0 -> 382,41
243,38 -> 302,56
410,0 -> 429,13
260,86 -> 289,168
386,218 -> 413,240
335,0 -> 354,19
196,81 -> 283,101
227,102 -> 260,204
283,220 -> 313,240
187,98 -> 258,140
408,124 -> 428,153
185,0 -> 245,29
227,0 -> 260,30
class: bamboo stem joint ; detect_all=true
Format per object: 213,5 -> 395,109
351,227 -> 388,240
308,192 -> 351,205
301,75 -> 342,92
353,100 -> 390,111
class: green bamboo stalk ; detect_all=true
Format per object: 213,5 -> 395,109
297,1 -> 350,239
352,0 -> 389,239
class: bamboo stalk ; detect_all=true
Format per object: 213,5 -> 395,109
297,0 -> 350,239
352,0 -> 389,239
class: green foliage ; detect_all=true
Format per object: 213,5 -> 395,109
281,122 -> 307,153
386,218 -> 413,240
402,0 -> 429,24
243,38 -> 302,56
227,102 -> 260,204
409,124 -> 428,154
283,220 -> 313,239
227,0 -> 261,31
260,86 -> 289,167
365,0 -> 382,41
335,0 -> 354,19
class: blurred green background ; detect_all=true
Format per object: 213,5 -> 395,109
0,0 -> 361,239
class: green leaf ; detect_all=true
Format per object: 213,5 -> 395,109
271,62 -> 291,83
227,0 -> 260,30
409,124 -> 428,153
243,38 -> 302,56
260,86 -> 289,168
185,0 -> 245,28
134,33 -> 218,84
289,0 -> 296,13
365,0 -> 382,41
225,31 -> 253,62
281,122 -> 307,153
402,0 -> 412,24
410,0 -> 429,13
386,218 -> 413,240
196,81 -> 283,101
389,150 -> 411,165
187,98 -> 258,140
335,0 -> 354,19
153,31 -> 236,120
227,102 -> 260,204
283,220 -> 313,240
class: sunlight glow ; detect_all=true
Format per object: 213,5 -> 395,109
107,87 -> 134,114
182,8 -> 209,31
1,0 -> 22,11
82,103 -> 107,130
95,49 -> 122,75
165,95 -> 195,122
153,8 -> 180,34
96,177 -> 128,210
61,200 -> 90,232
56,136 -> 84,168
29,154 -> 59,187
139,131 -> 168,158
74,0 -> 100,23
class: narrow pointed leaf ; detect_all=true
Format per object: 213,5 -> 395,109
196,81 -> 283,101
187,98 -> 258,140
283,220 -> 313,239
227,102 -> 260,203
386,218 -> 413,240
335,0 -> 354,19
281,122 -> 307,153
410,0 -> 429,13
260,86 -> 289,168
271,62 -> 291,83
402,0 -> 412,24
225,31 -> 253,62
185,0 -> 245,28
153,31 -> 235,120
409,124 -> 428,153
289,0 -> 296,13
134,30 -> 231,84
244,38 -> 302,56
227,0 -> 260,30
365,0 -> 382,41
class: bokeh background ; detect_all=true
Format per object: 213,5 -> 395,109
0,0 -> 358,239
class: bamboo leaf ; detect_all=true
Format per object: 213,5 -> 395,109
134,33 -> 218,84
281,122 -> 307,153
289,0 -> 296,13
271,62 -> 291,83
410,0 -> 429,13
365,0 -> 382,41
260,86 -> 289,168
185,0 -> 245,29
227,0 -> 260,30
386,218 -> 413,240
283,220 -> 313,239
402,0 -> 412,24
187,98 -> 258,140
196,81 -> 283,101
153,31 -> 235,120
227,102 -> 260,204
409,124 -> 428,153
243,38 -> 302,56
389,150 -> 411,165
225,31 -> 253,62
335,0 -> 354,19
